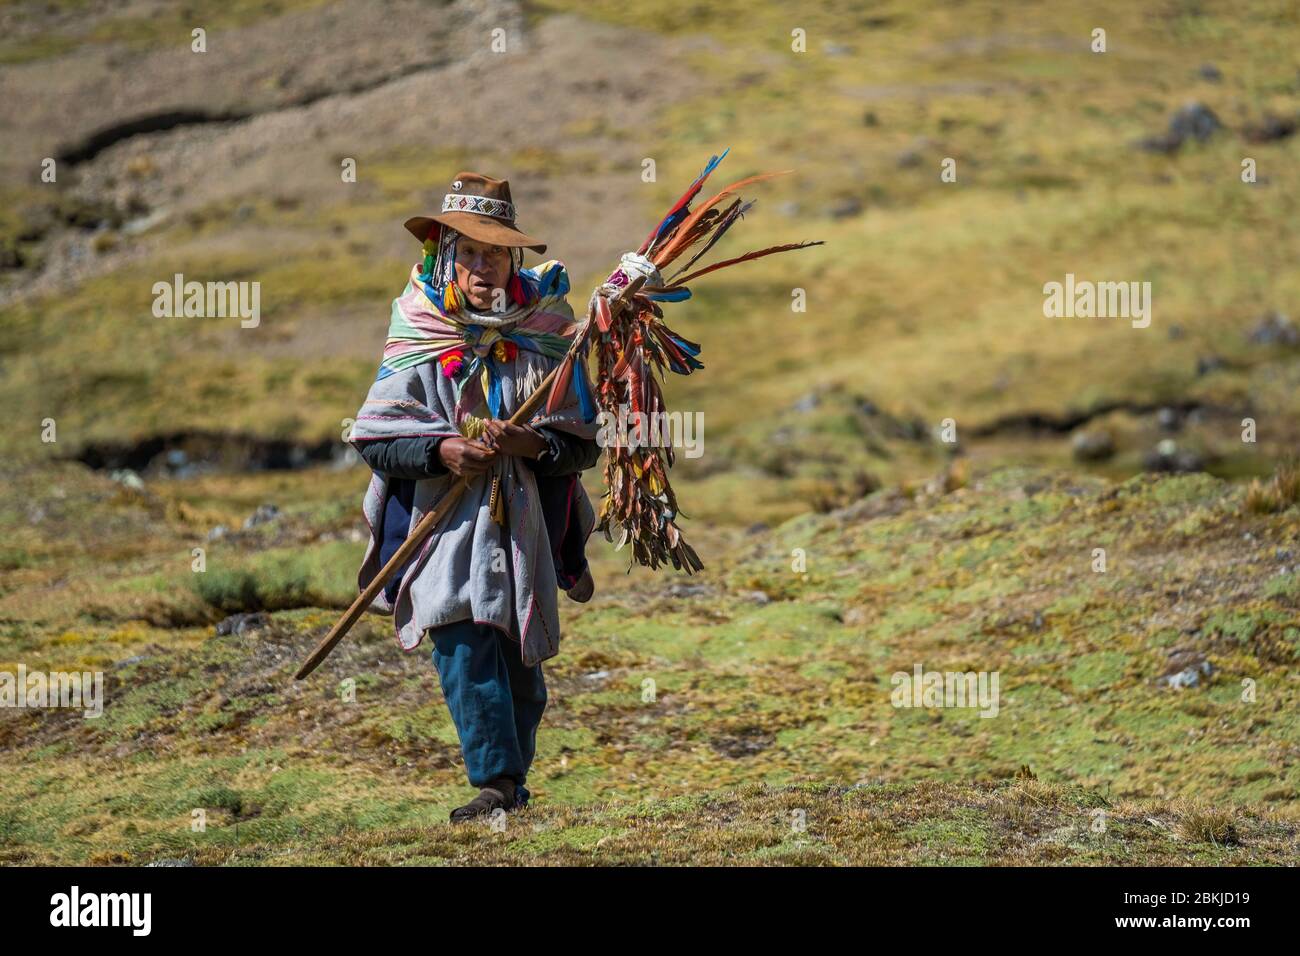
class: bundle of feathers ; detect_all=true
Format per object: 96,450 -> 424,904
544,149 -> 822,573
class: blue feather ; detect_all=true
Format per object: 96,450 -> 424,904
647,288 -> 692,302
653,206 -> 690,241
573,359 -> 597,423
669,334 -> 702,356
696,148 -> 729,182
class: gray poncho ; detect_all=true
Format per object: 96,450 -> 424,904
349,302 -> 598,666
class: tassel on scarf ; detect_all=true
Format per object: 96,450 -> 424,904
420,238 -> 436,281
443,282 -> 463,313
508,271 -> 531,307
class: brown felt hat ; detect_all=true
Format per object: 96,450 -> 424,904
404,171 -> 546,253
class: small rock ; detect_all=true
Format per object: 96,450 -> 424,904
1169,100 -> 1222,143
738,590 -> 771,606
1164,671 -> 1201,691
1196,354 -> 1226,376
1243,114 -> 1297,144
1156,407 -> 1183,432
1196,63 -> 1222,82
792,391 -> 820,413
207,524 -> 229,541
216,612 -> 270,637
665,582 -> 712,599
583,670 -> 611,682
146,858 -> 195,867
1137,100 -> 1221,152
1159,650 -> 1214,689
1144,439 -> 1205,474
1071,428 -> 1115,462
109,469 -> 145,492
1248,310 -> 1299,347
243,503 -> 281,529
826,196 -> 864,219
896,149 -> 923,168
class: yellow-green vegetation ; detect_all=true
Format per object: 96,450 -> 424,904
2,0 -> 1299,865
6,780 -> 1293,866
1245,460 -> 1300,513
0,0 -> 337,65
5,0 -> 1299,482
0,458 -> 1296,864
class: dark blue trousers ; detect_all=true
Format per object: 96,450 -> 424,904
430,618 -> 547,800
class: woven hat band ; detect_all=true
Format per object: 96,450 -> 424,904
442,193 -> 516,222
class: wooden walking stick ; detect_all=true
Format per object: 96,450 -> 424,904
293,276 -> 646,681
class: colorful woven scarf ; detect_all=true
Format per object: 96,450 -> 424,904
378,260 -> 579,421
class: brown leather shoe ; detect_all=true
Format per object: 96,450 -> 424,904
449,777 -> 517,824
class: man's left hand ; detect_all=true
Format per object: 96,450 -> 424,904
483,420 -> 548,459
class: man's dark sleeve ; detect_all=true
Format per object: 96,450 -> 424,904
354,436 -> 449,480
528,426 -> 600,477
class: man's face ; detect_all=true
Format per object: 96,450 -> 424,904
454,237 -> 512,311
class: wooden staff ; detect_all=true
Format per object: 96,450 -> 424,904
293,276 -> 645,680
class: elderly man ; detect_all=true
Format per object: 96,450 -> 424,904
349,172 -> 598,822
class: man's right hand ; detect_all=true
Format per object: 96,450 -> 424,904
437,437 -> 497,478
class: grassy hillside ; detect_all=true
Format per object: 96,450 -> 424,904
1,0 -> 1298,865
3,0 -> 1299,486
0,458 -> 1295,864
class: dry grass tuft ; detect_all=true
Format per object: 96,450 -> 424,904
1245,461 -> 1300,515
1173,800 -> 1241,847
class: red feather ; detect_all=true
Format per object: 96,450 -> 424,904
668,241 -> 823,287
546,353 -> 574,416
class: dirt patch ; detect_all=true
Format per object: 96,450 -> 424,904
3,3 -> 719,325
